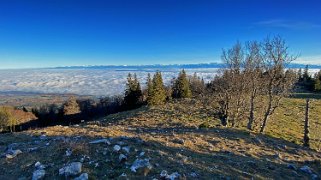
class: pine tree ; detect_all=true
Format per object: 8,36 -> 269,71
124,73 -> 143,109
297,68 -> 302,81
303,65 -> 310,82
172,69 -> 192,98
146,73 -> 153,102
147,71 -> 166,105
314,78 -> 321,92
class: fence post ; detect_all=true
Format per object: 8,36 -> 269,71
303,98 -> 310,148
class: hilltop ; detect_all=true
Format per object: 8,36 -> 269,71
0,99 -> 320,179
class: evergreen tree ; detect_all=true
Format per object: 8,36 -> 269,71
172,69 -> 192,98
147,71 -> 166,105
303,65 -> 310,82
124,73 -> 143,109
146,73 -> 153,102
315,78 -> 321,92
297,68 -> 302,81
189,72 -> 205,97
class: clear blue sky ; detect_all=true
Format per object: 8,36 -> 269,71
0,0 -> 321,69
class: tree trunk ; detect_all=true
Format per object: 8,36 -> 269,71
260,88 -> 273,133
247,95 -> 255,130
303,99 -> 310,148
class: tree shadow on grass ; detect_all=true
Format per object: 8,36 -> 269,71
0,130 -> 320,179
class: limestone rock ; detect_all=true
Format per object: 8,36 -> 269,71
59,162 -> 82,176
32,170 -> 45,180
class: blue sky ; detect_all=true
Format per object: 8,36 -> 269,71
0,0 -> 320,69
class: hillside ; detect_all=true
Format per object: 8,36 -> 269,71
0,99 -> 321,179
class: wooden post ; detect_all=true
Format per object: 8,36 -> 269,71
303,99 -> 310,148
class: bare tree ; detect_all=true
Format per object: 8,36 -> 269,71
259,36 -> 297,133
244,41 -> 263,130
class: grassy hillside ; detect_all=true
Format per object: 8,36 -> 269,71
0,98 -> 320,179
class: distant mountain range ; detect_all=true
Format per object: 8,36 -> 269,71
52,63 -> 321,70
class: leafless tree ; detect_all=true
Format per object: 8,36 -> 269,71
259,36 -> 297,133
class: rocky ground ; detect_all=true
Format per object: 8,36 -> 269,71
0,99 -> 320,179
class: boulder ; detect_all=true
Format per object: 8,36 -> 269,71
130,158 -> 153,176
32,170 -> 45,180
5,149 -> 22,159
74,173 -> 88,180
59,162 -> 82,176
113,145 -> 121,152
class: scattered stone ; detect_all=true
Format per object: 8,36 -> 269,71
300,166 -> 313,174
113,145 -> 121,152
32,170 -> 45,180
130,158 -> 153,176
190,172 -> 198,177
311,174 -> 318,180
35,162 -> 45,170
160,170 -> 168,178
167,172 -> 181,180
59,162 -> 82,176
74,173 -> 88,180
28,147 -> 39,152
89,139 -> 111,145
122,146 -> 130,154
287,164 -> 297,170
95,163 -> 99,168
5,149 -> 22,159
65,149 -> 72,156
39,135 -> 47,140
119,154 -> 127,163
139,151 -> 145,156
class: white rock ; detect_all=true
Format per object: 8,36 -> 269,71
160,170 -> 168,177
130,158 -> 152,173
32,170 -> 45,180
39,135 -> 47,140
119,154 -> 127,162
65,149 -> 72,156
167,172 -> 180,180
89,139 -> 111,145
122,146 -> 130,153
113,145 -> 121,152
5,149 -> 22,159
139,151 -> 145,156
74,173 -> 88,180
35,162 -> 45,170
59,162 -> 82,176
190,172 -> 198,177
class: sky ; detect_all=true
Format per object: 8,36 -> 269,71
0,0 -> 320,69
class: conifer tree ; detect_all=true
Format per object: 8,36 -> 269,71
315,78 -> 321,92
146,73 -> 153,102
147,71 -> 166,105
303,65 -> 310,82
172,69 -> 192,98
124,73 -> 143,109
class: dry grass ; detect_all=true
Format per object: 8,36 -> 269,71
0,98 -> 320,179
